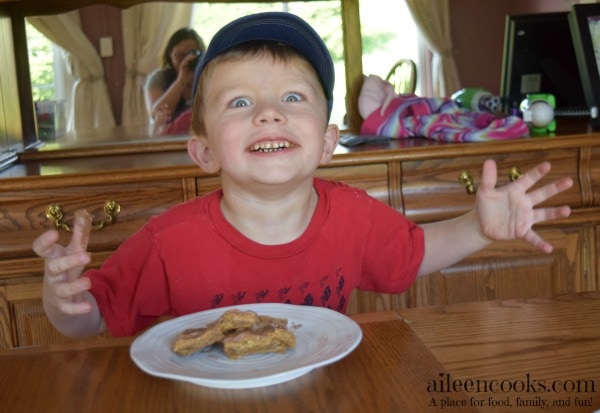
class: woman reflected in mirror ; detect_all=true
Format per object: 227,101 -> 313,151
145,28 -> 206,135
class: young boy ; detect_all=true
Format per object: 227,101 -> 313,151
33,12 -> 573,339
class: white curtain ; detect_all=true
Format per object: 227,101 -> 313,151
120,3 -> 193,129
27,12 -> 116,132
405,0 -> 461,97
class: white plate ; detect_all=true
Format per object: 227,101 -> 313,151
130,303 -> 362,389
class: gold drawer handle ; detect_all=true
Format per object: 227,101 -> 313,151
460,166 -> 523,193
45,200 -> 121,232
509,166 -> 523,182
458,170 -> 475,195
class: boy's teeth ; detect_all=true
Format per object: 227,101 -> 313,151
251,141 -> 290,152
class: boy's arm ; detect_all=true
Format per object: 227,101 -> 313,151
33,220 -> 107,339
42,279 -> 106,339
417,159 -> 573,276
418,210 -> 489,276
146,55 -> 195,118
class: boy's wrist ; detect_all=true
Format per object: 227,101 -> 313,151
468,209 -> 495,247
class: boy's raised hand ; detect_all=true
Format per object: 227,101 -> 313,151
475,159 -> 573,253
33,210 -> 94,315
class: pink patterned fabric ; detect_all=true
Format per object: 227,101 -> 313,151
360,94 -> 529,142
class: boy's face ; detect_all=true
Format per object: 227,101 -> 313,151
190,54 -> 339,189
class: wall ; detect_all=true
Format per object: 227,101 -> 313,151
79,5 -> 125,125
450,0 -> 569,94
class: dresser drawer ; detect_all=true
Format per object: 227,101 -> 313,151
0,179 -> 187,260
194,164 -> 392,206
317,163 -> 391,205
401,149 -> 582,223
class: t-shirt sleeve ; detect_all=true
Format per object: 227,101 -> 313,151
87,226 -> 171,337
358,196 -> 425,294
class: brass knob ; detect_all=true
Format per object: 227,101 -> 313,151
509,166 -> 523,182
45,200 -> 121,232
458,170 -> 475,195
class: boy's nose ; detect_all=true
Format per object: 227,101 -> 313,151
254,101 -> 286,124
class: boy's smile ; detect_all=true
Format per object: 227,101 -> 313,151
249,140 -> 292,153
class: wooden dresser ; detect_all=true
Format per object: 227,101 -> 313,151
1,122 -> 599,348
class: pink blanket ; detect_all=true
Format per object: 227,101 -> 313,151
360,94 -> 529,142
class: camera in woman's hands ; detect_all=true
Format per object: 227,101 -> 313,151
188,50 -> 203,70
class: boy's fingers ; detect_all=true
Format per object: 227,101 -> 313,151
523,230 -> 553,254
51,277 -> 91,299
68,210 -> 93,253
514,162 -> 556,195
32,230 -> 61,259
479,159 -> 498,190
525,161 -> 551,182
533,205 -> 571,226
528,177 -> 574,206
46,253 -> 90,276
56,300 -> 93,315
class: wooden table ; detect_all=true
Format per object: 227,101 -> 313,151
0,311 -> 476,413
399,291 -> 600,412
2,292 -> 598,413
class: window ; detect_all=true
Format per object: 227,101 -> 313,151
25,21 -> 70,139
359,0 -> 420,94
26,21 -> 56,102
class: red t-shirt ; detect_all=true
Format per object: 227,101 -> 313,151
88,178 -> 424,336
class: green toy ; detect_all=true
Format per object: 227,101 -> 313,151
520,93 -> 556,135
451,88 -> 501,113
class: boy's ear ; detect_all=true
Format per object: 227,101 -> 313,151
187,136 -> 221,173
319,124 -> 340,165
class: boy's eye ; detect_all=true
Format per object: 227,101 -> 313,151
232,97 -> 252,108
284,93 -> 303,103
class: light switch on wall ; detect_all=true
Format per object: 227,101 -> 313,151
99,37 -> 113,58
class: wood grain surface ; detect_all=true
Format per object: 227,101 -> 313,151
0,312 -> 476,413
399,292 -> 600,412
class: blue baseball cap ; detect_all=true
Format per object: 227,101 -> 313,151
192,12 -> 335,117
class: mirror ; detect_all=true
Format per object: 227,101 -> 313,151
4,0 -> 569,161
0,0 -> 363,158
